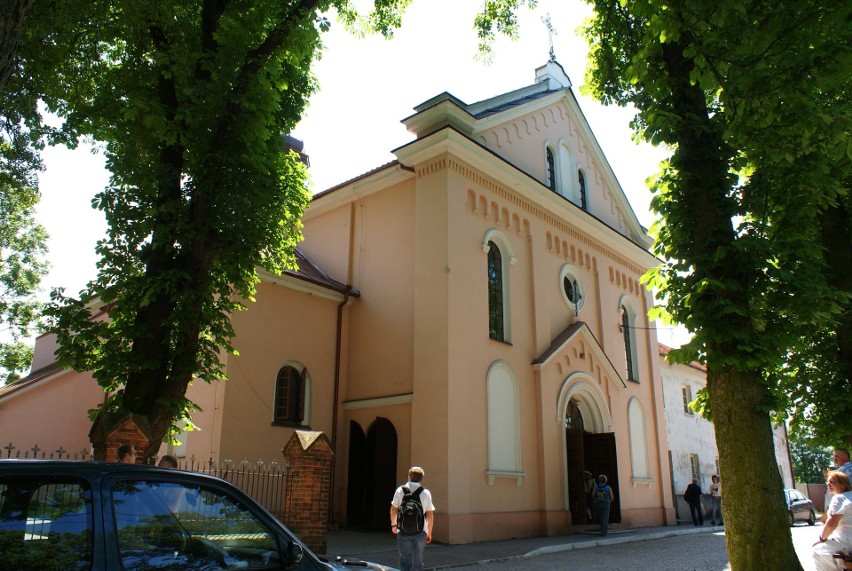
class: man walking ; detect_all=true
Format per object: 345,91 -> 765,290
391,466 -> 436,571
684,478 -> 704,526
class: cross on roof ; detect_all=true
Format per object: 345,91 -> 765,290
541,13 -> 558,62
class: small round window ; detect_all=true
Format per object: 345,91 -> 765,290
559,265 -> 584,313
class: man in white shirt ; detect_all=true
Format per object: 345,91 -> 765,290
390,466 -> 436,571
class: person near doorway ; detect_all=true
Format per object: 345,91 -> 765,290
390,466 -> 436,571
584,470 -> 596,524
684,478 -> 704,526
812,470 -> 852,571
117,444 -> 137,464
709,475 -> 722,526
592,474 -> 614,535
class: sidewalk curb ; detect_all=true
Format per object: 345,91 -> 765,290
431,525 -> 722,569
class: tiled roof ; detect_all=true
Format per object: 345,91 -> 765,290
286,248 -> 359,297
658,343 -> 706,373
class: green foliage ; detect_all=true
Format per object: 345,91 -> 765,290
0,22 -> 48,383
12,0 -> 451,447
787,429 -> 833,485
578,0 -> 849,567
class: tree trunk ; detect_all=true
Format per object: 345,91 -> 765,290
660,39 -> 803,570
709,366 -> 802,570
0,0 -> 33,92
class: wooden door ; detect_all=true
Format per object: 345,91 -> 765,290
586,432 -> 620,523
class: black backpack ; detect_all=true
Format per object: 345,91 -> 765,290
594,484 -> 608,502
397,486 -> 426,535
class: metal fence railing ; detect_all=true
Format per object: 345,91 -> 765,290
2,443 -> 289,521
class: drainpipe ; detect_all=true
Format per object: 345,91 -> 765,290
329,289 -> 352,524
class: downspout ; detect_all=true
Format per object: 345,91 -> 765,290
328,289 -> 352,524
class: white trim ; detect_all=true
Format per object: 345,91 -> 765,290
258,268 -> 347,303
393,129 -> 656,259
556,373 -> 613,432
342,393 -> 413,411
481,228 -> 517,265
486,361 -> 522,480
486,470 -> 526,487
558,264 -> 585,313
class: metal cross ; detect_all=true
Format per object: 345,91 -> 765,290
541,13 -> 558,62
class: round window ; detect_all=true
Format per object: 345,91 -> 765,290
559,265 -> 584,313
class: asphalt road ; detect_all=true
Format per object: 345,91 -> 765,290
450,523 -> 824,570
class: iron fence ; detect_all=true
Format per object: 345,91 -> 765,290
2,443 -> 289,520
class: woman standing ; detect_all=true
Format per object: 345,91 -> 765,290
592,474 -> 615,536
813,470 -> 852,571
709,475 -> 722,526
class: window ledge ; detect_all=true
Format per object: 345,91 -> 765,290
487,470 -> 525,487
631,477 -> 653,489
271,421 -> 309,429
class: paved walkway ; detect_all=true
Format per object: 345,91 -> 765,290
326,524 -> 723,569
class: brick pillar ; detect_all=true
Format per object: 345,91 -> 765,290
89,412 -> 155,463
282,430 -> 334,554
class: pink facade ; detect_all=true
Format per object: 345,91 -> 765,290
4,61 -> 676,544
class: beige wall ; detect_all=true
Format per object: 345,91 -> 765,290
298,137 -> 674,541
217,280 -> 343,463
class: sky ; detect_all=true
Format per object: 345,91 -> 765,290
32,0 -> 687,346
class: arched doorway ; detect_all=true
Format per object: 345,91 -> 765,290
346,417 -> 398,530
562,391 -> 621,525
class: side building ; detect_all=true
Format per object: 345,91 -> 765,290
659,343 -> 794,522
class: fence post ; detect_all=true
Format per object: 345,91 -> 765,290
282,430 -> 334,555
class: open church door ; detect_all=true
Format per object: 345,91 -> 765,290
565,428 -> 588,524
365,418 -> 398,530
585,432 -> 621,523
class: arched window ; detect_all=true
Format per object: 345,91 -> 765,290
274,365 -> 309,424
620,303 -> 639,382
628,398 -> 650,480
546,147 -> 556,191
488,241 -> 505,341
487,362 -> 523,485
483,229 -> 514,343
578,170 -> 588,211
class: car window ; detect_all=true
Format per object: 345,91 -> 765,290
111,479 -> 286,570
0,476 -> 93,570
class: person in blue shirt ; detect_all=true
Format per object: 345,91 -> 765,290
592,474 -> 615,535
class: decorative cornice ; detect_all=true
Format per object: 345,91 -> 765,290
342,393 -> 413,411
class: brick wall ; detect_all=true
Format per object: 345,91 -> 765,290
282,430 -> 334,554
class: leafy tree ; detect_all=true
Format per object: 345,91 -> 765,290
787,429 -> 832,486
7,0 -> 535,460
525,0 -> 851,568
0,0 -> 47,384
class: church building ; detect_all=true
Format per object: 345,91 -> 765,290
2,60 -> 676,544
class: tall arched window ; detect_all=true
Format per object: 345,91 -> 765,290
487,361 -> 523,485
628,398 -> 650,480
274,365 -> 309,424
488,241 -> 505,341
546,147 -> 556,191
620,303 -> 639,382
578,170 -> 588,211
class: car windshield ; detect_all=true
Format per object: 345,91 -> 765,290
112,479 -> 283,570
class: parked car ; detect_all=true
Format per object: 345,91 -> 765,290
784,488 -> 816,526
0,460 -> 397,570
